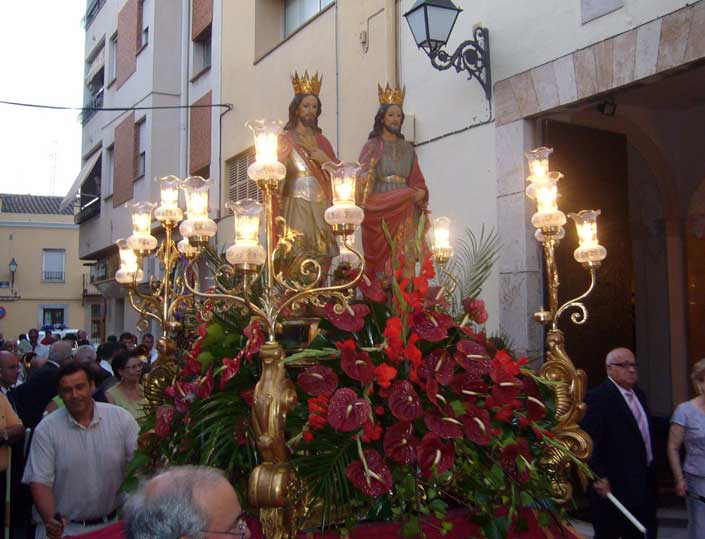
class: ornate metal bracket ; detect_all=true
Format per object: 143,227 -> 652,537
424,26 -> 491,101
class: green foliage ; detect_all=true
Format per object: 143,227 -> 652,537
444,226 -> 501,306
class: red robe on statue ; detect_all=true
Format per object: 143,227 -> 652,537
358,136 -> 429,278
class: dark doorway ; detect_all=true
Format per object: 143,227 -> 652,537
542,120 -> 634,388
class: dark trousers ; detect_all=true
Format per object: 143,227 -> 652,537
591,493 -> 657,539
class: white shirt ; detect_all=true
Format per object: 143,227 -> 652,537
148,348 -> 158,364
608,377 -> 648,418
23,402 -> 139,521
100,360 -> 114,376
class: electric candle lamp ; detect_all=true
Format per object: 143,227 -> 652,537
529,172 -> 566,231
225,199 -> 266,268
246,120 -> 287,185
431,216 -> 453,263
127,202 -> 158,254
525,146 -> 553,179
115,239 -> 144,284
154,175 -> 184,223
323,162 -> 364,235
568,210 -> 607,266
179,176 -> 217,244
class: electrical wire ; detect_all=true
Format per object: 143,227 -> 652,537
0,99 -> 233,112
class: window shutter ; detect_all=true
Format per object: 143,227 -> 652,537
226,148 -> 260,203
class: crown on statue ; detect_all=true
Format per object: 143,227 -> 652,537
378,83 -> 405,106
291,71 -> 322,96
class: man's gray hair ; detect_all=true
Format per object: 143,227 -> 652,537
48,341 -> 74,365
123,466 -> 227,539
74,345 -> 96,364
605,347 -> 633,366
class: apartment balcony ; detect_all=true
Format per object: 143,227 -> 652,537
82,0 -> 106,29
81,88 -> 104,125
75,194 -> 100,224
83,274 -> 102,296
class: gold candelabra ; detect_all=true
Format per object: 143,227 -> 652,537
525,146 -> 607,502
117,120 -> 367,539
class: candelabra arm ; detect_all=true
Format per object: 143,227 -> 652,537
552,266 -> 597,331
182,257 -> 251,312
128,288 -> 163,327
542,236 -> 561,316
437,261 -> 461,299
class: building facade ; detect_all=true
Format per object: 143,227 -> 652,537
0,194 -> 98,341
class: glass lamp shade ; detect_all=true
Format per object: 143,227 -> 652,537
177,238 -> 199,258
525,146 -> 553,180
226,199 -> 263,245
323,161 -> 364,234
529,172 -> 566,230
568,210 -> 607,264
115,239 -> 144,284
154,175 -> 184,223
246,119 -> 286,183
179,176 -> 217,241
403,0 -> 462,52
431,216 -> 453,261
128,202 -> 158,253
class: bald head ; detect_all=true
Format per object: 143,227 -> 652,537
605,347 -> 638,390
48,340 -> 73,365
74,345 -> 97,364
0,351 -> 20,388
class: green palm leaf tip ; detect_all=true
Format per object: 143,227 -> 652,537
442,225 -> 501,303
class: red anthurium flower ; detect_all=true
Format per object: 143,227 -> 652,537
197,323 -> 208,338
182,357 -> 202,378
462,297 -> 488,324
196,370 -> 214,399
166,381 -> 198,413
324,302 -> 370,333
383,422 -> 418,464
490,367 -> 523,405
346,449 -> 393,497
375,363 -> 398,389
422,349 -> 456,385
412,311 -> 455,342
243,319 -> 265,361
384,317 -> 405,362
358,272 -> 386,303
450,371 -> 488,399
219,356 -> 242,390
500,438 -> 532,484
523,376 -> 547,421
424,407 -> 464,439
425,377 -> 448,408
454,340 -> 491,372
155,405 -> 175,438
463,406 -> 491,446
338,340 -> 375,385
297,366 -> 339,397
424,285 -> 450,310
387,380 -> 423,421
327,388 -> 370,432
417,432 -> 455,478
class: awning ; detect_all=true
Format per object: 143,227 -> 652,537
60,150 -> 101,211
85,48 -> 105,85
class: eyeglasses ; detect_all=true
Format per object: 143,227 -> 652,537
201,517 -> 249,538
610,362 -> 639,370
124,364 -> 143,370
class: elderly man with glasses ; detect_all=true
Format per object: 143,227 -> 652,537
581,347 -> 658,539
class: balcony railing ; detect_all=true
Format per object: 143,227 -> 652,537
83,274 -> 102,296
82,0 -> 106,29
81,88 -> 104,125
75,195 -> 101,224
43,271 -> 65,283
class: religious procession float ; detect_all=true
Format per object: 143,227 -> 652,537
115,71 -> 608,538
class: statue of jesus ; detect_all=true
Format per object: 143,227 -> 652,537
358,84 -> 429,282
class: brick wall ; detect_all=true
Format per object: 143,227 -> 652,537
189,92 -> 212,175
117,0 -> 138,89
192,0 -> 213,40
113,113 -> 136,207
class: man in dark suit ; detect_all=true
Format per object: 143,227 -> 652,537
13,340 -> 73,430
581,347 -> 658,539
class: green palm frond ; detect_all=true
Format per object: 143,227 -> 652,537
442,226 -> 501,307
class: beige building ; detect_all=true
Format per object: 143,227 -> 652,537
0,194 -> 99,342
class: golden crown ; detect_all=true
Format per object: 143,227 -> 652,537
291,71 -> 322,96
378,83 -> 405,106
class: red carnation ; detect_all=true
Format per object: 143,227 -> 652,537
454,340 -> 491,372
384,317 -> 405,362
424,407 -> 464,439
324,302 -> 370,333
358,272 -> 386,303
346,449 -> 393,497
307,395 -> 330,431
417,432 -> 455,478
374,363 -> 398,389
412,311 -> 455,342
327,388 -> 370,432
422,349 -> 456,385
383,422 -> 418,464
493,349 -> 523,376
297,366 -> 339,397
338,340 -> 375,385
155,405 -> 175,438
463,406 -> 491,446
361,420 -> 383,442
387,380 -> 423,421
500,438 -> 532,484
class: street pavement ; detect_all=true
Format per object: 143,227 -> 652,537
571,506 -> 688,538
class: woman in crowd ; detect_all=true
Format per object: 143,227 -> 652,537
668,358 -> 705,539
106,350 -> 147,421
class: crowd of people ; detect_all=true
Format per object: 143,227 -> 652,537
0,325 -> 704,539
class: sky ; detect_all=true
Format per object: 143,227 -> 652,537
0,1 -> 85,197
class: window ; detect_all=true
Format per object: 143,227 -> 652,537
108,32 -> 118,83
193,26 -> 212,74
43,308 -> 65,326
135,119 -> 146,179
283,0 -> 334,37
138,0 -> 149,49
227,147 -> 259,202
105,145 -> 114,196
42,249 -> 66,282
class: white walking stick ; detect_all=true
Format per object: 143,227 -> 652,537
606,492 -> 647,536
4,449 -> 10,539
